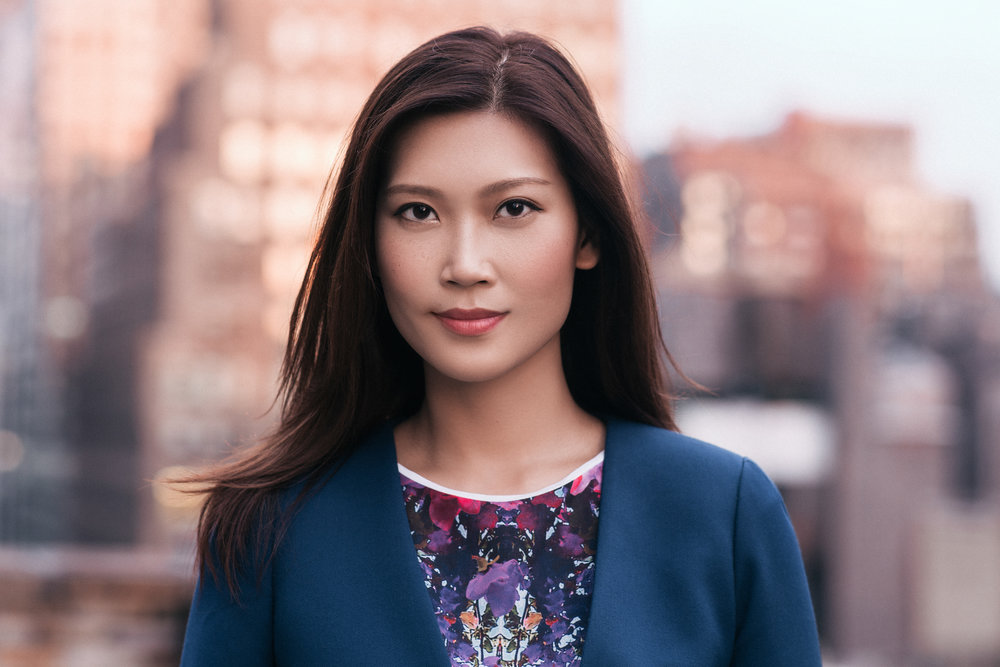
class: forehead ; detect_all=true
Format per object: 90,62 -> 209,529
383,111 -> 564,189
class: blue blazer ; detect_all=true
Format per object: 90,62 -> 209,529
182,420 -> 821,665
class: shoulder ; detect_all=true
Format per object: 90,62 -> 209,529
605,419 -> 750,493
602,419 -> 788,538
586,421 -> 819,663
279,422 -> 396,501
277,422 -> 400,538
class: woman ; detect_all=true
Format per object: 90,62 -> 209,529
181,27 -> 821,666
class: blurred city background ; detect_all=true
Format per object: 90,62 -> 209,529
1,0 -> 999,665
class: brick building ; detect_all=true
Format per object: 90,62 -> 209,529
647,112 -> 1000,664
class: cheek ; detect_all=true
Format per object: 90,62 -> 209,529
512,234 -> 580,299
377,234 -> 416,300
377,254 -> 417,338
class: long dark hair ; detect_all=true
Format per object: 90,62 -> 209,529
192,26 -> 678,595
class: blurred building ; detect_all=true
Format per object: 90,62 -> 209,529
27,0 -> 211,544
5,0 -> 622,540
135,0 -> 623,546
5,0 -> 622,548
0,0 -> 71,542
12,0 -> 598,545
647,112 -> 1000,664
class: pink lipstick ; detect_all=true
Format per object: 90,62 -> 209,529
434,308 -> 506,336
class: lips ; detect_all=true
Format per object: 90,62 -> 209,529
434,308 -> 507,336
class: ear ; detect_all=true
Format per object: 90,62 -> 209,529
575,228 -> 599,270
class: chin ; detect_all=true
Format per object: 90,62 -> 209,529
422,351 -> 531,386
418,335 -> 563,387
427,364 -> 514,386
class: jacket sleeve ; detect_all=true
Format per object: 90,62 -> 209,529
731,458 -> 822,666
180,554 -> 275,666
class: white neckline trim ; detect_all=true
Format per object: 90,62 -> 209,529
398,451 -> 604,502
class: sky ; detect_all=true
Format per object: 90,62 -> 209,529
620,0 -> 1000,286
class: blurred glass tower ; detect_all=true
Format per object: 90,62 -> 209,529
0,0 -> 211,543
0,0 -> 70,541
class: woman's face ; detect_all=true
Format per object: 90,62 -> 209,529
376,111 -> 598,387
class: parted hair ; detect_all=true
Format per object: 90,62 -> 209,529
192,26 -> 678,595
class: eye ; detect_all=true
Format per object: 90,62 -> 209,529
396,203 -> 438,222
496,199 -> 540,219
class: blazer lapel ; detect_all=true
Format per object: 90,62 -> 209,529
581,420 -> 655,665
581,421 -> 738,666
340,424 -> 450,663
283,423 -> 449,664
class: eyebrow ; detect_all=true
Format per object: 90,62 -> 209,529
383,177 -> 552,199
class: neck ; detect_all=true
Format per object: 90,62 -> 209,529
394,344 -> 604,495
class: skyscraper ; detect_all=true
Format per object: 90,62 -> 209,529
0,0 -> 70,541
25,0 -> 623,545
12,0 -> 209,542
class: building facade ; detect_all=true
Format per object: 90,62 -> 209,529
648,111 -> 1000,664
0,0 -> 71,542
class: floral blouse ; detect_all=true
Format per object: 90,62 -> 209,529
399,454 -> 603,667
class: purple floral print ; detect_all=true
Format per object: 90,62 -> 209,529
400,460 -> 602,667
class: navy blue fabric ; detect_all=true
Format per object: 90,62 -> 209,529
181,420 -> 821,665
583,421 -> 821,665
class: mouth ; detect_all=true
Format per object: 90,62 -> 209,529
434,308 -> 507,336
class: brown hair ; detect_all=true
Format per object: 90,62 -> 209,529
192,26 -> 677,596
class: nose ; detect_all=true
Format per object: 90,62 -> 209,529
440,222 -> 496,287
